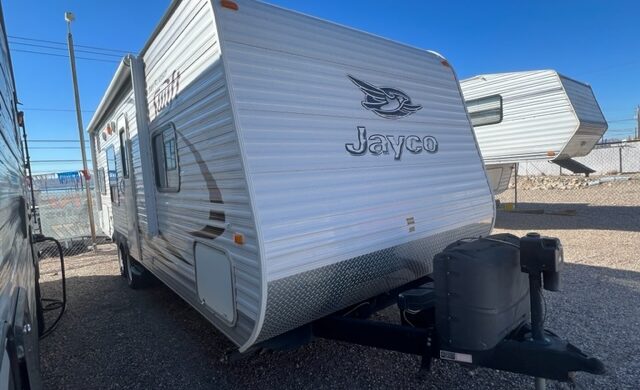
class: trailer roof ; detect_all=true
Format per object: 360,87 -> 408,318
86,56 -> 132,134
462,69 -> 592,89
139,0 -> 442,62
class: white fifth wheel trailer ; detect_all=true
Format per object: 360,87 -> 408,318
460,70 -> 608,194
88,1 -> 604,384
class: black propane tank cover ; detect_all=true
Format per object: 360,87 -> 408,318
433,234 -> 530,351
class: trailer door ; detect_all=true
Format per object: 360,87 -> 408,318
117,115 -> 142,260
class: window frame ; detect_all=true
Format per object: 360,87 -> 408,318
465,94 -> 504,127
152,123 -> 181,193
119,127 -> 129,179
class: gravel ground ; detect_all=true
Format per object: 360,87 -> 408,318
38,183 -> 640,389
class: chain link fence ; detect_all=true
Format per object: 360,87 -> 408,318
31,172 -> 115,341
497,140 -> 640,212
32,172 -> 111,259
30,141 -> 639,257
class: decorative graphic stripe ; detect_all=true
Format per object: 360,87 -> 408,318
176,130 -> 226,239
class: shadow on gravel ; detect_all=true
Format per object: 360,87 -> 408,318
495,203 -> 640,232
38,262 -> 640,389
544,262 -> 640,390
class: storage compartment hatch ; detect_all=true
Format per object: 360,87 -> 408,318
194,243 -> 236,324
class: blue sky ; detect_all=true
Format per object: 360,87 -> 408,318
4,0 -> 639,174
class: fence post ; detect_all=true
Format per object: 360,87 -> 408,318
619,147 -> 623,173
514,163 -> 519,208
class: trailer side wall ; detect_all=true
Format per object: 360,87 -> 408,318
137,0 -> 262,347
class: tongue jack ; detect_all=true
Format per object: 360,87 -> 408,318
519,232 -> 564,389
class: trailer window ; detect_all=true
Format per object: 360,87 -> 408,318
106,146 -> 119,204
153,124 -> 180,191
466,94 -> 503,127
119,129 -> 129,178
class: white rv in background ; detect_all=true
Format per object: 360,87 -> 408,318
88,0 -> 494,352
460,70 -> 608,194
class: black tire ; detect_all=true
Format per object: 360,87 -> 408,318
117,245 -> 127,277
125,250 -> 150,289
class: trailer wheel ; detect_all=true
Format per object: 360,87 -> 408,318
125,250 -> 150,289
117,245 -> 127,277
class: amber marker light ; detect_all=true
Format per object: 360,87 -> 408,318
234,233 -> 245,245
221,0 -> 239,10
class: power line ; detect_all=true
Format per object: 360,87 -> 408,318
31,160 -> 92,163
8,34 -> 133,54
607,118 -> 635,123
12,48 -> 119,63
607,127 -> 635,131
29,146 -> 90,149
9,41 -> 123,58
22,107 -> 94,113
30,139 -> 89,143
581,60 -> 640,76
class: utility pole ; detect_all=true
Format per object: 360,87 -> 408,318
65,11 -> 97,250
636,105 -> 640,139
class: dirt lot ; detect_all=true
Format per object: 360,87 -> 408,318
38,182 -> 640,389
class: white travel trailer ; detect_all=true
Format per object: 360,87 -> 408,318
88,0 -> 494,352
460,70 -> 608,193
87,1 -> 605,384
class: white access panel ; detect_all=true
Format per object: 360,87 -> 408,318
194,243 -> 236,325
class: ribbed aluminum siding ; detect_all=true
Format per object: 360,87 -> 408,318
93,86 -> 137,239
94,133 -> 113,237
0,62 -> 30,332
560,77 -> 606,125
485,163 -> 515,195
216,0 -> 494,342
0,14 -> 36,359
139,0 -> 261,348
461,70 -> 578,163
558,76 -> 607,158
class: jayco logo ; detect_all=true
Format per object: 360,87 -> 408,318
153,70 -> 181,116
346,126 -> 438,160
346,75 -> 438,159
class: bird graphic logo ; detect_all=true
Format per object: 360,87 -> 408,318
348,75 -> 422,119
